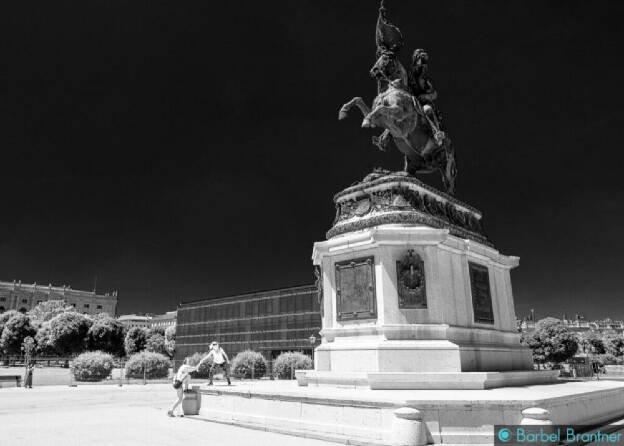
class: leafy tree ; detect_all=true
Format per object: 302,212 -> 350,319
86,315 -> 126,356
581,331 -> 606,355
0,310 -> 19,336
164,325 -> 175,358
145,332 -> 168,357
605,335 -> 624,357
47,312 -> 93,356
34,322 -> 57,356
148,326 -> 165,337
520,317 -> 578,367
124,327 -> 148,356
28,300 -> 75,323
0,313 -> 37,355
22,336 -> 36,359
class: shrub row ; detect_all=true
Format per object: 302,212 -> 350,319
184,350 -> 311,380
72,351 -> 170,381
71,349 -> 312,383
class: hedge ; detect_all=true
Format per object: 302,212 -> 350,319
72,351 -> 115,382
231,350 -> 267,379
125,351 -> 170,379
273,352 -> 312,379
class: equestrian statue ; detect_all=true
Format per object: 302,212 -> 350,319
338,0 -> 457,195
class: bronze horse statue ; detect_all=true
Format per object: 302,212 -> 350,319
338,1 -> 457,195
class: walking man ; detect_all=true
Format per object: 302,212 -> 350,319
202,341 -> 231,386
24,361 -> 35,389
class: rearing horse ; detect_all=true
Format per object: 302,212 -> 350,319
339,72 -> 457,195
338,0 -> 457,195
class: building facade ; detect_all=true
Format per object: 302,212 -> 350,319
117,314 -> 152,329
518,317 -> 624,336
150,311 -> 177,330
0,280 -> 118,316
175,284 -> 321,361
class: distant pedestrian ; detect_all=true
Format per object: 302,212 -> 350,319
168,358 -> 202,417
202,341 -> 231,386
24,362 -> 35,389
592,361 -> 601,380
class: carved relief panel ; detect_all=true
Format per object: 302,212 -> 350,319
396,249 -> 427,309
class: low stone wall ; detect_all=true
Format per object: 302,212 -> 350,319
605,365 -> 624,375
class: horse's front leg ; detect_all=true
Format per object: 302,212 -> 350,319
338,97 -> 371,120
372,129 -> 391,152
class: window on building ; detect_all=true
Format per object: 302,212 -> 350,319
21,299 -> 28,304
0,297 -> 6,302
84,304 -> 90,309
71,303 -> 76,307
18,308 -> 27,314
0,306 -> 5,313
37,300 -> 42,305
97,305 -> 102,310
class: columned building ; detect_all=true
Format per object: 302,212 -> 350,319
150,310 -> 177,330
117,314 -> 152,329
0,280 -> 118,316
175,284 -> 321,361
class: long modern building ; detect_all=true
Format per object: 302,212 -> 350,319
0,280 -> 118,316
175,284 -> 321,361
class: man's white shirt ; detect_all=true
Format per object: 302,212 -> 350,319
209,348 -> 227,365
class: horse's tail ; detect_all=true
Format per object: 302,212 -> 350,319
442,138 -> 457,195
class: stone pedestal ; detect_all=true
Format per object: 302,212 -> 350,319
298,171 -> 549,389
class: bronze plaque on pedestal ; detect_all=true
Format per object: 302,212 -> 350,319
468,262 -> 494,324
335,256 -> 376,321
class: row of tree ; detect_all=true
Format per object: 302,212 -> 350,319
520,317 -> 624,366
0,300 -> 175,358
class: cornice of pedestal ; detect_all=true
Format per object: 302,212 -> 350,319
439,237 -> 520,270
313,226 -> 448,264
312,225 -> 520,269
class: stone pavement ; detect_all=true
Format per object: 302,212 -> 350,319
0,384 -> 335,446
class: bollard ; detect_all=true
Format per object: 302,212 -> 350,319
182,386 -> 202,416
390,407 -> 429,446
520,407 -> 555,437
520,407 -> 553,425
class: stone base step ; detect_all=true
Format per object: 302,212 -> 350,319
193,379 -> 624,445
296,369 -> 559,389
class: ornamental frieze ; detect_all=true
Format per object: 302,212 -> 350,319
329,173 -> 489,245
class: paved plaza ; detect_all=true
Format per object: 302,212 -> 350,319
0,384 -> 334,446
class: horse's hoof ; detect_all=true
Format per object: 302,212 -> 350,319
338,109 -> 348,120
362,118 -> 372,128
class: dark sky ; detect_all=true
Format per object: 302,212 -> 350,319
4,1 -> 624,319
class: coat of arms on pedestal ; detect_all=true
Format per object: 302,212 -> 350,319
396,249 -> 427,308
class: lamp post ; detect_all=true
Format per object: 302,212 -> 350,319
308,335 -> 317,365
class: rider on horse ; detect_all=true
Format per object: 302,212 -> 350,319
409,49 -> 446,152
